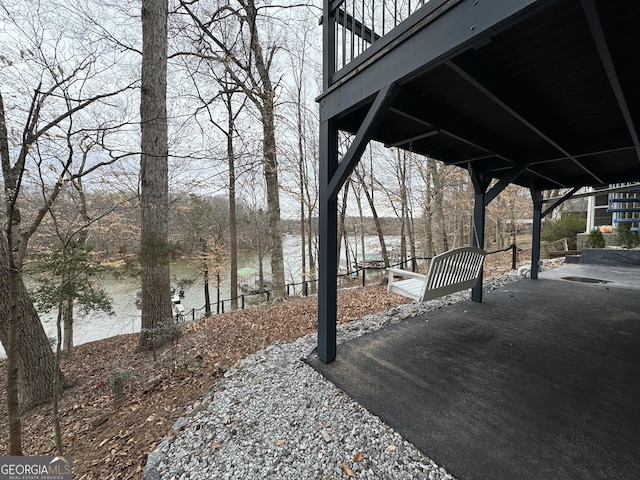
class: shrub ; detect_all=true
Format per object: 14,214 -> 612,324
616,222 -> 640,248
541,213 -> 586,250
586,229 -> 605,248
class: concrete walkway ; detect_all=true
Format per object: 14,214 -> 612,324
307,264 -> 640,480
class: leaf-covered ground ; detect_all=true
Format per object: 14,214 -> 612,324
0,253 -> 516,479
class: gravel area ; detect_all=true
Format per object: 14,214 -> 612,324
144,267 -> 557,480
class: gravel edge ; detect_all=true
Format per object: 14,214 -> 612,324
143,264 -> 560,480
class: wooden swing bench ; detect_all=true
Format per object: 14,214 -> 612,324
387,246 -> 486,302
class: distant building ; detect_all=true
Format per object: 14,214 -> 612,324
586,183 -> 640,233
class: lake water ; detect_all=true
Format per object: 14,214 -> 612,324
0,235 -> 399,357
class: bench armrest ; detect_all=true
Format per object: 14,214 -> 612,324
388,267 -> 426,282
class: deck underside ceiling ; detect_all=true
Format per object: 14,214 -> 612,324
321,0 -> 640,190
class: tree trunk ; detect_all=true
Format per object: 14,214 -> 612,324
139,0 -> 171,349
0,237 -> 62,413
306,222 -> 317,294
258,235 -> 265,295
261,101 -> 286,300
3,238 -> 22,455
430,160 -> 448,253
1,91 -> 61,428
303,144 -> 317,294
224,91 -> 239,310
418,160 -> 434,258
338,180 -> 351,271
354,183 -> 366,269
63,297 -> 73,355
66,161 -> 90,356
298,106 -> 307,295
354,168 -> 389,267
233,0 -> 286,300
398,151 -> 408,266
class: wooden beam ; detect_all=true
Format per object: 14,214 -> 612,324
336,8 -> 381,44
327,82 -> 400,199
385,130 -> 439,148
447,58 -> 605,185
484,164 -> 529,206
318,0 -> 541,121
581,0 -> 640,167
542,187 -> 580,219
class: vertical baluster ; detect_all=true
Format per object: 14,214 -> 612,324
361,0 -> 364,51
337,24 -> 340,70
341,7 -> 347,68
351,0 -> 355,62
394,0 -> 398,28
371,0 -> 375,43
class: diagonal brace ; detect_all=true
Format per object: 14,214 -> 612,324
327,83 -> 400,199
484,164 -> 529,206
581,0 -> 640,166
542,187 -> 580,218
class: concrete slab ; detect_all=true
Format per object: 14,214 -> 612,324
306,265 -> 640,480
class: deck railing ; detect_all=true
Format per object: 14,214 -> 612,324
332,0 -> 431,71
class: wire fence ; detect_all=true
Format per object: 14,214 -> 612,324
174,243 -> 526,323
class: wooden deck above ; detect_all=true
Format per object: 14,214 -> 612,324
320,0 -> 640,190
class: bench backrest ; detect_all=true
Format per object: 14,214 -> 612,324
420,246 -> 486,301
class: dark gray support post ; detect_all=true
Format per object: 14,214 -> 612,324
471,191 -> 486,302
530,187 -> 543,279
318,120 -> 339,363
469,164 -> 526,300
317,0 -> 338,363
317,84 -> 399,363
470,168 -> 491,302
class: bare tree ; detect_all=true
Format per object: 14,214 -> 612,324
184,66 -> 246,308
139,0 -> 173,350
179,0 -> 287,299
0,1 -> 138,453
373,148 -> 418,268
280,21 -> 320,294
353,152 -> 390,267
0,81 -> 131,455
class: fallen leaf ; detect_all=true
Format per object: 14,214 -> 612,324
276,439 -> 286,446
353,451 -> 363,462
211,441 -> 221,449
386,445 -> 397,452
341,462 -> 356,477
